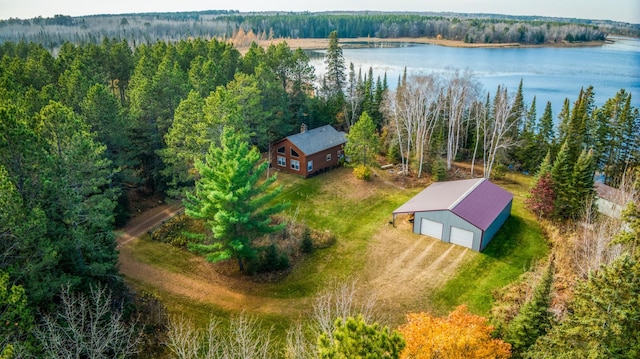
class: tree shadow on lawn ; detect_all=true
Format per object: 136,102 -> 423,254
430,213 -> 548,315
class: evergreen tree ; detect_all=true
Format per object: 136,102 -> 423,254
563,86 -> 595,165
317,315 -> 405,359
253,64 -> 293,148
183,127 -> 289,271
571,149 -> 597,217
1,101 -> 121,308
289,48 -> 316,125
344,112 -> 380,168
325,30 -> 346,99
537,101 -> 555,152
127,46 -> 189,191
35,101 -> 121,298
551,141 -> 574,220
526,255 -> 640,359
557,98 -> 571,144
597,90 -> 640,187
515,96 -> 541,172
505,261 -> 555,357
372,74 -> 387,129
509,79 -> 526,139
537,150 -> 553,178
203,73 -> 269,149
524,96 -> 537,134
160,90 -> 207,198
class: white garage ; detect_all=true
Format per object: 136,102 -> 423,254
420,218 -> 443,239
450,227 -> 474,248
392,178 -> 513,252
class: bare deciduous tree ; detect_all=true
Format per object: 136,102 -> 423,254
345,63 -> 363,130
574,173 -> 638,278
284,321 -> 314,359
444,69 -> 480,170
34,284 -> 141,359
165,316 -> 216,359
574,205 -> 623,278
384,74 -> 444,177
480,86 -> 519,178
165,313 -> 272,359
284,280 -> 378,359
311,280 -> 377,342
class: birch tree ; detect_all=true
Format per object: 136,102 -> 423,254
384,74 -> 443,177
482,86 -> 519,178
444,69 -> 480,170
345,63 -> 362,129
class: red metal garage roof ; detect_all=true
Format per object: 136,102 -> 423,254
451,180 -> 513,231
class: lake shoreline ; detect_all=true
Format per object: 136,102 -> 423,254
241,36 -> 607,53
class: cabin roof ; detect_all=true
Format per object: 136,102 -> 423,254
284,125 -> 347,155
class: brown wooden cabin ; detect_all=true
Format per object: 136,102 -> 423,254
270,124 -> 347,177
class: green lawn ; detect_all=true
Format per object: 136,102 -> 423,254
125,167 -> 548,331
264,167 -> 418,298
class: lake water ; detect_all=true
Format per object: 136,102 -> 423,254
310,36 -> 640,116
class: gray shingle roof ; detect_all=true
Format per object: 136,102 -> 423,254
286,125 -> 347,156
393,178 -> 513,230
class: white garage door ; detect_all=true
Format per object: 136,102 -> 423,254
450,227 -> 474,249
420,218 -> 443,239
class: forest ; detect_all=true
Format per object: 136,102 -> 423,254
2,11 -> 640,50
1,12 -> 640,358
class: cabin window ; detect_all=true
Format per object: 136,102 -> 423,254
307,160 -> 313,172
277,146 -> 285,154
277,156 -> 286,167
291,159 -> 300,171
326,153 -> 332,161
290,148 -> 299,157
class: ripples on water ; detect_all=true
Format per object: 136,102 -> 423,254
309,37 -> 640,115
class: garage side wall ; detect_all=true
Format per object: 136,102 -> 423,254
413,210 -> 482,251
480,199 -> 513,251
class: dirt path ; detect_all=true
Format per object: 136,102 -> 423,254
116,205 -> 313,317
116,205 -> 183,248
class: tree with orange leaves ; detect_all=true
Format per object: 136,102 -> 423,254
398,305 -> 511,359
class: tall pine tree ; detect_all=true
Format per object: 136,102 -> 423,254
506,261 -> 555,357
551,141 -> 574,220
183,127 -> 289,271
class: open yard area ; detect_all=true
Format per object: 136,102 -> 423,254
117,165 -> 548,331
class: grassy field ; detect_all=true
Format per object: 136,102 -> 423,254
122,165 -> 548,336
266,167 -> 419,297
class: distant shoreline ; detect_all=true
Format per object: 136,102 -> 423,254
239,36 -> 607,53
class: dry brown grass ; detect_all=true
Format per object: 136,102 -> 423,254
360,215 -> 472,324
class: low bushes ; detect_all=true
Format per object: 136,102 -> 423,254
151,214 -> 336,277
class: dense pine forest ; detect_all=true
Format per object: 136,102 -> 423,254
1,11 -> 640,358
